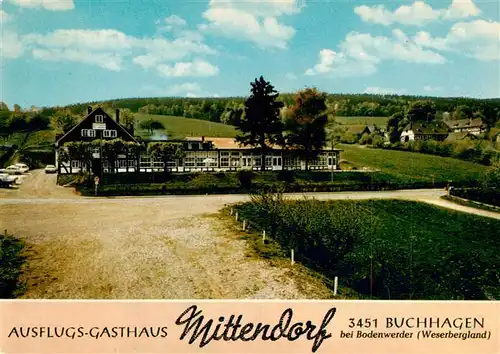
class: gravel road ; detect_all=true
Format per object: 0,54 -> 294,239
0,170 -> 497,299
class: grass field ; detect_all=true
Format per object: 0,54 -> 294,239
134,114 -> 237,138
236,198 -> 500,299
334,116 -> 388,126
339,144 -> 488,185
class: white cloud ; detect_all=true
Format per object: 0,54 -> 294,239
167,82 -> 203,95
200,0 -> 303,49
354,0 -> 481,26
32,48 -> 123,71
164,15 -> 187,27
0,10 -> 10,24
305,48 -> 377,77
142,83 -> 219,97
156,59 -> 219,77
8,0 -> 74,11
24,29 -> 135,51
442,0 -> 481,20
364,87 -> 407,95
158,15 -> 188,32
423,85 -> 442,92
14,25 -> 217,73
414,20 -> 500,61
1,31 -> 25,59
305,30 -> 445,77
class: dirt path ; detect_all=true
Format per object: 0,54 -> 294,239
0,171 -> 332,299
1,171 -> 498,299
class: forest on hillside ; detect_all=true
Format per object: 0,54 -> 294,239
53,94 -> 500,126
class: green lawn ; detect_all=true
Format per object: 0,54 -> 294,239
134,114 -> 237,139
334,116 -> 388,126
339,144 -> 488,185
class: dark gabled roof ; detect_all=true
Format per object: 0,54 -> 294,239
403,121 -> 449,135
346,125 -> 371,135
55,107 -> 138,146
444,118 -> 484,129
444,131 -> 477,142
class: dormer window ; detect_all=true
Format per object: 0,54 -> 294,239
95,115 -> 104,123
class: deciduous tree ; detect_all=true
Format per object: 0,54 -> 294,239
406,100 -> 436,123
284,88 -> 328,171
148,142 -> 185,175
50,109 -> 79,134
139,119 -> 165,135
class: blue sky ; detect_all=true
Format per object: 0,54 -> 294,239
1,0 -> 499,108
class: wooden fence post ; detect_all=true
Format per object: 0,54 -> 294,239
242,220 -> 246,231
291,249 -> 295,265
262,230 -> 266,242
333,276 -> 338,296
230,208 -> 233,216
235,212 -> 239,222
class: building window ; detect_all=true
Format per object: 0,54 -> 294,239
184,157 -> 196,167
71,160 -> 81,168
103,130 -> 117,138
220,157 -> 229,167
140,156 -> 151,168
231,158 -> 240,167
95,115 -> 104,123
81,129 -> 96,137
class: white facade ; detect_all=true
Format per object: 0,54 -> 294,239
57,149 -> 340,174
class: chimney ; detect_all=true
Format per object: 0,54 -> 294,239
87,106 -> 92,114
115,109 -> 120,124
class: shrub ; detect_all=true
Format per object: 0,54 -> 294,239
188,173 -> 220,189
341,133 -> 359,144
358,133 -> 372,145
372,134 -> 385,148
277,170 -> 296,183
0,233 -> 26,298
243,192 -> 365,270
237,170 -> 256,189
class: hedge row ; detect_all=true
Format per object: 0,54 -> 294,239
450,188 -> 500,207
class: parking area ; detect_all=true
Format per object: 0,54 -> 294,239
0,169 -> 78,199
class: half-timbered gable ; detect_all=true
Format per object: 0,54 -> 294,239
55,106 -> 137,148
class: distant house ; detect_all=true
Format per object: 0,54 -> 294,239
55,106 -> 342,175
346,126 -> 371,137
366,125 -> 383,135
444,131 -> 477,143
444,119 -> 485,136
400,121 -> 449,142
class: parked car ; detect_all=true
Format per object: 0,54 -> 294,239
0,173 -> 17,187
0,165 -> 22,175
15,163 -> 29,173
45,165 -> 57,174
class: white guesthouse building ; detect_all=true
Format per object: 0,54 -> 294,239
55,106 -> 342,174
